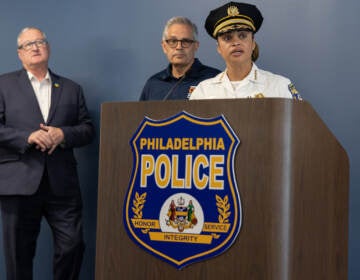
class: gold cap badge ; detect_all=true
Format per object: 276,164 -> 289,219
227,6 -> 240,16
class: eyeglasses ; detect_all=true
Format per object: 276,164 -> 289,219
18,39 -> 48,51
165,38 -> 196,48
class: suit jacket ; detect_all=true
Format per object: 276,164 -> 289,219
0,69 -> 95,196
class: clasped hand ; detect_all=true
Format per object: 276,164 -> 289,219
27,123 -> 64,154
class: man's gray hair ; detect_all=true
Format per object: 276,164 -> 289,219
162,17 -> 198,41
17,27 -> 47,47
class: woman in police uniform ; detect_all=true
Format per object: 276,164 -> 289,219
190,2 -> 301,100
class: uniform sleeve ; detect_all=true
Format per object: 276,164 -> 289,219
272,75 -> 301,100
278,79 -> 293,99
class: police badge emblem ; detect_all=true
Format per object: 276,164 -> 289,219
123,111 -> 241,269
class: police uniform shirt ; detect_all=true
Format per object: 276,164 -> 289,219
139,58 -> 220,101
189,63 -> 300,100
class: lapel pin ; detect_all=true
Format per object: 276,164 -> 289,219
54,83 -> 60,88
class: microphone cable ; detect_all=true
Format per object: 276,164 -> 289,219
162,75 -> 186,101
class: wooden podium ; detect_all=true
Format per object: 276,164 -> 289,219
95,99 -> 348,280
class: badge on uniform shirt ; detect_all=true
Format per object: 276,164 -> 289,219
254,93 -> 264,98
187,86 -> 197,99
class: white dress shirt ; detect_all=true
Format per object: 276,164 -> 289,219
27,71 -> 52,122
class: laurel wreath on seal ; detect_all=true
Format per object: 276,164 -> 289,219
212,195 -> 231,239
131,192 -> 149,234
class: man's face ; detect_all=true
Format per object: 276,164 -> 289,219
161,23 -> 199,68
216,29 -> 255,67
17,28 -> 50,70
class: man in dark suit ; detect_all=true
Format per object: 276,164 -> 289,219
0,27 -> 95,280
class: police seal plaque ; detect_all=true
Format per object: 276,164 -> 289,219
123,111 -> 241,269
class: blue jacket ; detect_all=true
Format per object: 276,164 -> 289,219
139,58 -> 220,100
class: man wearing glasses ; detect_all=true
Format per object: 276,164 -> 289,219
139,16 -> 220,100
0,27 -> 95,279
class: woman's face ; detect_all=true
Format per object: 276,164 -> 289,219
216,29 -> 255,68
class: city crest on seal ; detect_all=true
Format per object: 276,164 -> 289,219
123,111 -> 241,269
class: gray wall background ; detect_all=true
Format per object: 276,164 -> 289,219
0,0 -> 359,279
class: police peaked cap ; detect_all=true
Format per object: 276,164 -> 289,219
205,2 -> 263,38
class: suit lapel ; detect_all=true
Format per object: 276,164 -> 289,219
17,70 -> 45,123
47,71 -> 62,123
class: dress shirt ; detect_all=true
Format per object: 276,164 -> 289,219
27,71 -> 52,122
